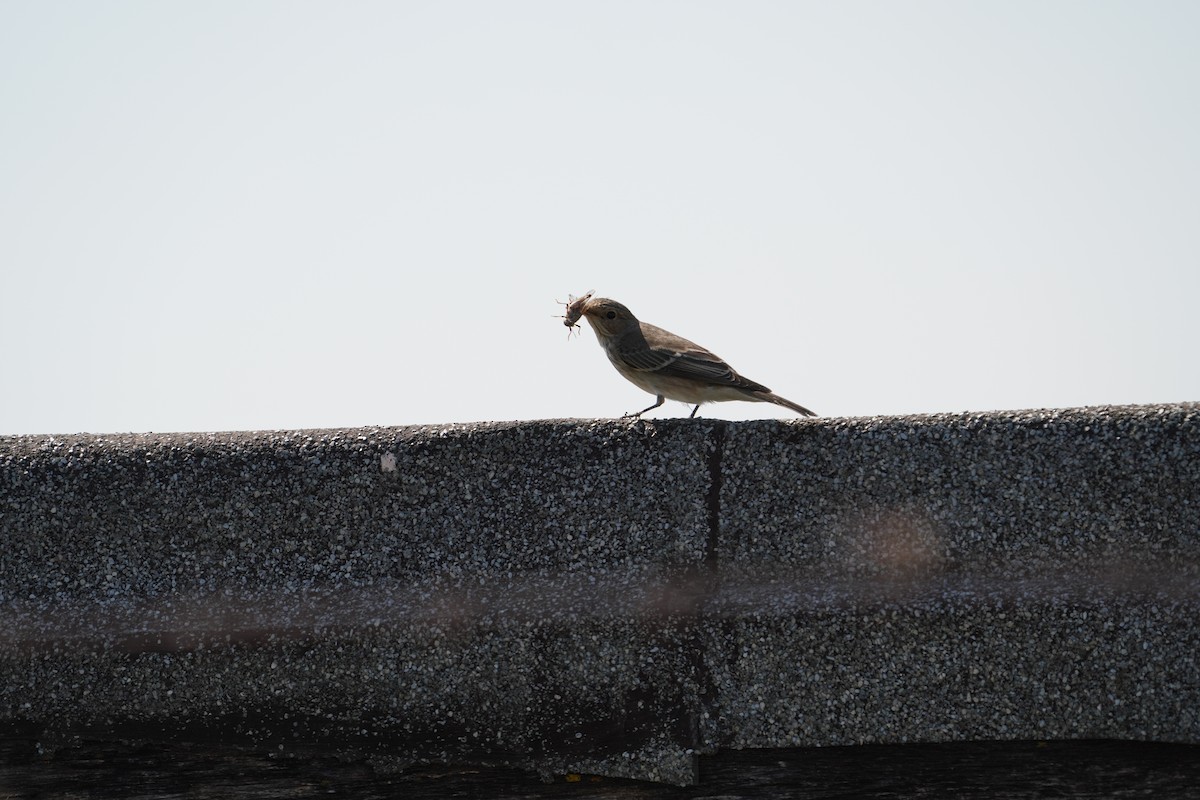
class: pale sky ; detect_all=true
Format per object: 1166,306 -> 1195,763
2,1 -> 1197,435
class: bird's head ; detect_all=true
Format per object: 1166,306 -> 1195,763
579,297 -> 639,338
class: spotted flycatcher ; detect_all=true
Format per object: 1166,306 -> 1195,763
563,291 -> 816,419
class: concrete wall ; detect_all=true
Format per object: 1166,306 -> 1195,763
1,404 -> 1197,784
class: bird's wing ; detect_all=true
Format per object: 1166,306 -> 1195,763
618,323 -> 772,392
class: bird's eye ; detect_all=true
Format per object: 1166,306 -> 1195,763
606,310 -> 616,319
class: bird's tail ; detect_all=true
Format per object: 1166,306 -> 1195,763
755,391 -> 817,417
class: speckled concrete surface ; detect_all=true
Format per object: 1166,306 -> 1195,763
0,420 -> 715,783
1,405 -> 1198,784
719,404 -> 1200,577
0,420 -> 711,597
713,404 -> 1200,755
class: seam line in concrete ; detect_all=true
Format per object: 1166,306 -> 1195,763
704,421 -> 726,572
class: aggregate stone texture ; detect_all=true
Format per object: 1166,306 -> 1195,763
0,420 -> 712,598
0,420 -> 716,784
1,405 -> 1198,785
714,403 -> 1200,752
718,404 -> 1200,578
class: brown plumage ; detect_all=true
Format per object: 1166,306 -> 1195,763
563,292 -> 816,419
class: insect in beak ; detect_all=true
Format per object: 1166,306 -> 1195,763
557,290 -> 594,339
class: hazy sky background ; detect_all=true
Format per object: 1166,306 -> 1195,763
2,1 -> 1197,435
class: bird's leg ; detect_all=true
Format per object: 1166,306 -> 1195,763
689,405 -> 701,418
624,395 -> 665,419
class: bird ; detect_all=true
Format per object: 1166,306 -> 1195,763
562,291 -> 816,419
